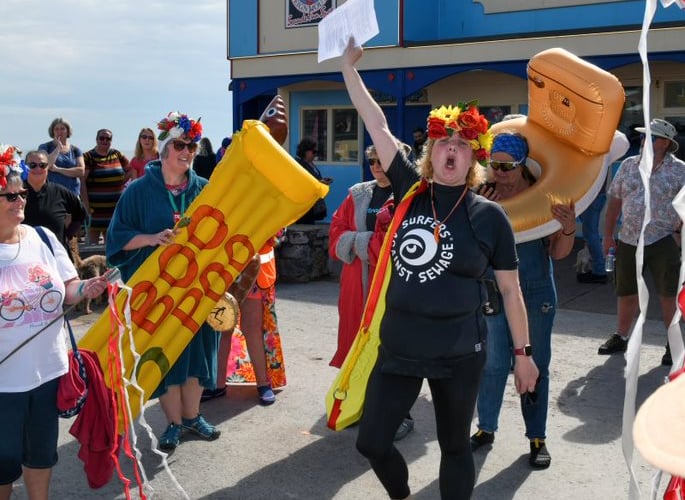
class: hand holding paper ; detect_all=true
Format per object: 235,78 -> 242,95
342,37 -> 363,67
317,0 -> 379,63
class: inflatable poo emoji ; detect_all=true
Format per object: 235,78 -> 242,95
80,116 -> 328,421
491,47 -> 625,243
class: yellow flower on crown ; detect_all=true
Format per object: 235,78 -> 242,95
426,101 -> 493,164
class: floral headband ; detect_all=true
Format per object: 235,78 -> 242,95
427,102 -> 493,163
0,145 -> 25,190
157,112 -> 202,153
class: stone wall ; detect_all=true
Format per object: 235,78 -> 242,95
276,224 -> 340,282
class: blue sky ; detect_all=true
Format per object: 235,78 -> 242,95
0,0 -> 233,156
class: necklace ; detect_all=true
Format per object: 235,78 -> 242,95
431,183 -> 468,242
0,228 -> 21,263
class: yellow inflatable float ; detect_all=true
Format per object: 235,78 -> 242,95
80,118 -> 328,420
326,47 -> 625,431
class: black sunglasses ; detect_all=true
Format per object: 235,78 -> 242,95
97,136 -> 112,142
368,158 -> 380,166
139,134 -> 155,141
521,376 -> 541,406
0,190 -> 28,202
522,390 -> 538,407
488,160 -> 520,172
28,162 -> 48,169
172,140 -> 198,153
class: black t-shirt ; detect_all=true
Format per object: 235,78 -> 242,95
24,182 -> 86,251
365,184 -> 393,231
379,151 -> 517,372
193,153 -> 217,180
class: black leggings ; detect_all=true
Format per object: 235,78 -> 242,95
356,351 -> 485,500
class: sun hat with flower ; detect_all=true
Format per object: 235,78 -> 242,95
426,101 -> 494,164
156,112 -> 203,154
0,145 -> 25,190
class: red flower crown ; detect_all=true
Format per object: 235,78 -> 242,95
426,102 -> 493,163
0,145 -> 20,190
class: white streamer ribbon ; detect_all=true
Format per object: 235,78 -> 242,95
625,1 -> 685,498
109,277 -> 190,500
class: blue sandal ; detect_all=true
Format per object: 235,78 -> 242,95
181,414 -> 221,441
159,423 -> 183,450
257,385 -> 276,406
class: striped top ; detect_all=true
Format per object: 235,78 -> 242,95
83,148 -> 130,232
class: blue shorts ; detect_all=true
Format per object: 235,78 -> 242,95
0,377 -> 60,484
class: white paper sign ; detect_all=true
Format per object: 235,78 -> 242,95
317,0 -> 379,63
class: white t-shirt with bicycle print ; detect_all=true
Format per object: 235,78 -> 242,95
0,225 -> 77,392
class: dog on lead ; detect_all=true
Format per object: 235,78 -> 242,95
74,253 -> 108,314
69,237 -> 109,314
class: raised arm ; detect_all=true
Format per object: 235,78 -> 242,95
341,38 -> 398,171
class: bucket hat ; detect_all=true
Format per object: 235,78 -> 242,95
635,118 -> 679,153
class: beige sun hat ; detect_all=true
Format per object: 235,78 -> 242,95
633,372 -> 685,477
635,118 -> 679,153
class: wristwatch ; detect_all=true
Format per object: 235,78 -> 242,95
514,344 -> 532,356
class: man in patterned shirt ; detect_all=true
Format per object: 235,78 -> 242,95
598,118 -> 685,365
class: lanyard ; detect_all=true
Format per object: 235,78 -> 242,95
167,190 -> 186,224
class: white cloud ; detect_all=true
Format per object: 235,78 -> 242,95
0,0 -> 233,155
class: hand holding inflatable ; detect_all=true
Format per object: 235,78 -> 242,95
80,120 -> 328,421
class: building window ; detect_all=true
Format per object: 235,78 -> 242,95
619,86 -> 644,156
480,106 -> 512,125
302,107 -> 359,163
664,81 -> 685,109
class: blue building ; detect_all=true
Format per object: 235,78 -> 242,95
227,1 -> 685,217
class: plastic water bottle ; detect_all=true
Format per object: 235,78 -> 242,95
605,247 -> 616,273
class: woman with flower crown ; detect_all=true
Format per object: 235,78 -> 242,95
106,112 -> 221,451
340,39 -> 539,499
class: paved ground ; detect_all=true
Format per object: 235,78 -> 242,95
8,241 -> 679,499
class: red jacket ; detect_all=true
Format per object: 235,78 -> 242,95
328,182 -> 392,368
69,349 -> 117,489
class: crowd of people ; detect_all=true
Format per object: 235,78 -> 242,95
2,76 -> 685,499
0,113 -> 287,496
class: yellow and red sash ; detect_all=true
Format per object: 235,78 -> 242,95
326,179 -> 426,431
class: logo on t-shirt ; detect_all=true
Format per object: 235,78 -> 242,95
391,215 -> 454,283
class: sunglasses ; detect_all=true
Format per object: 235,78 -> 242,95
521,376 -> 540,407
98,136 -> 112,142
368,158 -> 380,166
488,160 -> 520,172
172,140 -> 198,153
522,390 -> 538,407
0,190 -> 28,202
28,162 -> 48,169
139,134 -> 155,141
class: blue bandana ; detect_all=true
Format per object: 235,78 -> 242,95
491,133 -> 528,163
